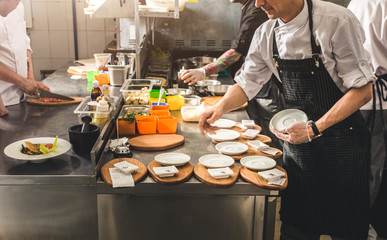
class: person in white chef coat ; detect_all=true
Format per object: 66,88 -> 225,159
199,0 -> 375,239
0,0 -> 50,117
348,1 -> 387,240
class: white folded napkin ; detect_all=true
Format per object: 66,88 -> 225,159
114,161 -> 139,174
242,129 -> 260,139
242,120 -> 255,128
153,165 -> 179,178
248,140 -> 279,156
109,168 -> 135,188
258,168 -> 285,181
207,167 -> 234,179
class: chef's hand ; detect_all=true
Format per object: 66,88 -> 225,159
273,122 -> 313,144
198,106 -> 223,136
180,69 -> 205,85
19,79 -> 39,97
36,81 -> 51,93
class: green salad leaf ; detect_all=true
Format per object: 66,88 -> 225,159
39,135 -> 58,154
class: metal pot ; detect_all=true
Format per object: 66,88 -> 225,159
194,80 -> 221,95
174,58 -> 196,71
207,84 -> 233,96
166,88 -> 193,96
188,56 -> 216,68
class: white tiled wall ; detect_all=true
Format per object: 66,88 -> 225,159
28,0 -> 116,80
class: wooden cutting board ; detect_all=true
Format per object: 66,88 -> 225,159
148,160 -> 193,186
26,97 -> 83,106
201,96 -> 248,111
128,134 -> 184,151
194,163 -> 240,188
240,165 -> 288,190
101,158 -> 147,187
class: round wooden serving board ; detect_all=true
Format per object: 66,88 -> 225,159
148,160 -> 194,186
26,97 -> 83,106
101,158 -> 147,187
201,96 -> 248,111
240,165 -> 288,190
128,134 -> 185,151
194,163 -> 240,188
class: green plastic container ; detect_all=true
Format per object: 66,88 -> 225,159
149,89 -> 166,99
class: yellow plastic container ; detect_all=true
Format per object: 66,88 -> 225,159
166,95 -> 185,110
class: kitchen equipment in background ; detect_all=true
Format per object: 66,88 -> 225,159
166,88 -> 193,96
94,53 -> 111,70
194,80 -> 221,95
107,65 -> 129,86
206,84 -> 233,96
174,58 -> 197,71
146,0 -> 187,11
188,56 -> 216,68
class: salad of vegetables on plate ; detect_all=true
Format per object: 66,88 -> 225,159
21,135 -> 58,155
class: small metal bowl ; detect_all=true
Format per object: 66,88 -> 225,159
207,84 -> 233,96
166,88 -> 193,96
194,80 -> 221,95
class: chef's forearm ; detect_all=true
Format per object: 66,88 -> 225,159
0,62 -> 26,86
216,84 -> 248,113
203,49 -> 242,76
315,82 -> 372,133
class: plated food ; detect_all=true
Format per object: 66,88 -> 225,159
21,136 -> 58,155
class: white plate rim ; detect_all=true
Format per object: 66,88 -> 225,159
206,129 -> 240,142
269,109 -> 308,134
215,142 -> 248,155
154,152 -> 191,166
199,154 -> 235,168
3,137 -> 71,161
210,118 -> 236,128
240,156 -> 276,171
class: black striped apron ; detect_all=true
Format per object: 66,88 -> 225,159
275,0 -> 371,239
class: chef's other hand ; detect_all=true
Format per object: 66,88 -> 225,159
0,96 -> 8,117
36,82 -> 51,93
20,79 -> 39,97
180,69 -> 205,85
198,106 -> 223,137
273,122 -> 313,144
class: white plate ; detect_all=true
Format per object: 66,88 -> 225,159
3,137 -> 71,163
240,156 -> 276,171
155,152 -> 191,166
269,109 -> 308,133
211,119 -> 236,128
207,129 -> 240,142
199,154 -> 235,168
215,142 -> 248,156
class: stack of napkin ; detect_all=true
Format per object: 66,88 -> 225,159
258,168 -> 286,186
207,167 -> 234,179
109,161 -> 139,188
247,140 -> 279,156
153,165 -> 179,178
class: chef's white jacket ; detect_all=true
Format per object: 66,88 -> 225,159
348,0 -> 387,110
0,2 -> 30,106
235,0 -> 375,101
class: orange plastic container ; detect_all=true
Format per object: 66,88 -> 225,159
150,104 -> 170,116
94,73 -> 110,85
135,115 -> 156,134
117,119 -> 136,136
156,116 -> 177,134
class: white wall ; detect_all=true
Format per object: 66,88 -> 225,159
27,0 -> 116,80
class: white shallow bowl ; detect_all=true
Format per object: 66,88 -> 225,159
155,152 -> 191,166
240,156 -> 276,171
215,142 -> 248,156
207,129 -> 240,142
210,118 -> 236,128
199,154 -> 235,168
269,109 -> 308,134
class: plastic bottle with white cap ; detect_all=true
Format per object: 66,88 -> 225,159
95,99 -> 110,126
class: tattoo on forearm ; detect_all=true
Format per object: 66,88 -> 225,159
203,49 -> 241,76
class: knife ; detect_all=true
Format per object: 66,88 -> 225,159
38,90 -> 74,101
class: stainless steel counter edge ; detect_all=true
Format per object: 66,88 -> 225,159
0,175 -> 96,185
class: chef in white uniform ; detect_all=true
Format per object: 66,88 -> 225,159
348,1 -> 387,240
0,0 -> 50,117
199,0 -> 374,239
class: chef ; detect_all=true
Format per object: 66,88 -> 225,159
348,0 -> 387,239
199,0 -> 374,239
0,0 -> 50,117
